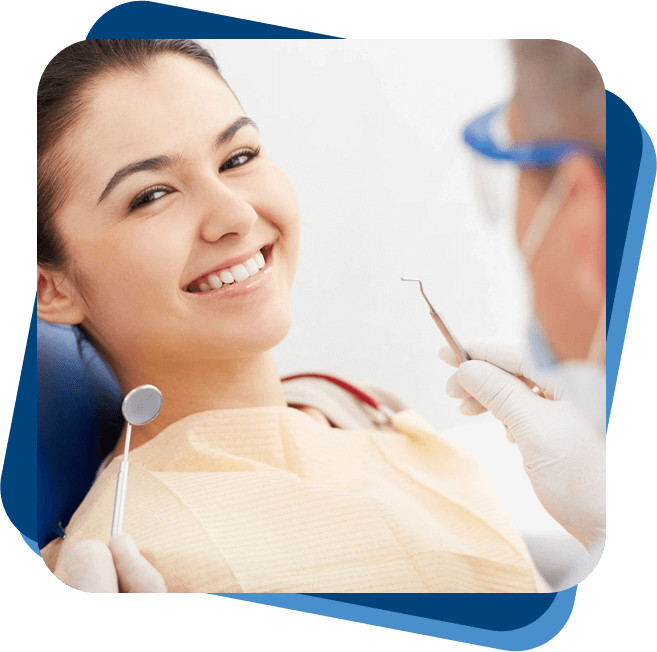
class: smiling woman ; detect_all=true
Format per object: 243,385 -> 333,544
38,46 -> 299,402
37,39 -> 544,593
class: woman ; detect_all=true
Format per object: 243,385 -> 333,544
38,39 -> 543,592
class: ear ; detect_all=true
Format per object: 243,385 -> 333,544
37,265 -> 87,325
560,156 -> 606,309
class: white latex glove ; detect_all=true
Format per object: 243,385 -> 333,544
64,534 -> 168,593
440,338 -> 605,554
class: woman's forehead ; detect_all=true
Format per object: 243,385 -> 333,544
80,56 -> 242,162
59,55 -> 244,204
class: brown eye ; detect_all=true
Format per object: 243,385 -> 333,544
220,146 -> 262,172
130,186 -> 171,211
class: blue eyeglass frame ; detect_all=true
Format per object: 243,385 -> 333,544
463,104 -> 606,177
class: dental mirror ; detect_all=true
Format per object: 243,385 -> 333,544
111,385 -> 163,535
122,384 -> 163,426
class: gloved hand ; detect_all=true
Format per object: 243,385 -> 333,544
64,533 -> 168,593
440,338 -> 605,554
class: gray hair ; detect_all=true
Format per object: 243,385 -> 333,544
510,40 -> 605,150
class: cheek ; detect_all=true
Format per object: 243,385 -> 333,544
75,221 -> 189,312
252,165 -> 301,263
515,173 -> 536,249
259,167 -> 299,227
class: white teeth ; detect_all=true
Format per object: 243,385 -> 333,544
192,249 -> 270,293
208,275 -> 222,290
231,264 -> 249,282
244,258 -> 259,276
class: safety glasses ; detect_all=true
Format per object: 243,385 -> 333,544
462,103 -> 606,223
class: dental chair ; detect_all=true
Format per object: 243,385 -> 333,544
36,318 -> 589,590
37,319 -> 123,549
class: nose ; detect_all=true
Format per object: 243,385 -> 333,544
197,175 -> 258,244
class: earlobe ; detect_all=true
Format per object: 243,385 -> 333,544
36,267 -> 86,325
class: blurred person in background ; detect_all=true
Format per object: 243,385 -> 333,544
445,40 -> 606,577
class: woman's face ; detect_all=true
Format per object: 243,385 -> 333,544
52,55 -> 300,370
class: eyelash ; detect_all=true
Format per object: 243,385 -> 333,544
128,145 -> 263,211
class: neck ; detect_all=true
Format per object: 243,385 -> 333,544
111,351 -> 287,456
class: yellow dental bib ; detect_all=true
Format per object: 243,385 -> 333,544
42,406 -> 541,592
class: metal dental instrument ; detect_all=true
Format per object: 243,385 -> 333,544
111,385 -> 163,536
402,278 -> 544,402
402,278 -> 471,363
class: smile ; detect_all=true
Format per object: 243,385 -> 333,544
185,245 -> 273,294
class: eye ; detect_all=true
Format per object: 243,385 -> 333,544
220,146 -> 262,172
130,186 -> 172,211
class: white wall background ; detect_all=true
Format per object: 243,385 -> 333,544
198,40 -> 565,535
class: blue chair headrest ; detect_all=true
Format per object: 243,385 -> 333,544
37,319 -> 123,549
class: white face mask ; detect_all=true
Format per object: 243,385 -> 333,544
520,169 -> 607,434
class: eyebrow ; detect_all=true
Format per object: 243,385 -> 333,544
96,116 -> 259,204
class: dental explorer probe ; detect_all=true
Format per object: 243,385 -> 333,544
401,278 -> 471,364
111,385 -> 163,536
402,278 -> 545,401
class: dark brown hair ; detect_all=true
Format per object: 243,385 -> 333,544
37,39 -> 221,272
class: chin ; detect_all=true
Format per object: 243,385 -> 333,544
216,307 -> 293,358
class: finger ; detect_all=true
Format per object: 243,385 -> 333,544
109,534 -> 168,593
441,342 -> 548,404
64,540 -> 119,593
441,339 -> 534,381
439,346 -> 460,368
456,360 -> 543,427
522,371 -> 562,401
518,374 -> 556,400
458,339 -> 529,376
459,396 -> 488,416
459,339 -> 561,398
446,373 -> 470,399
519,375 -> 547,399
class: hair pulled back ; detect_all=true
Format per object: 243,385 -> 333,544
37,39 -> 220,272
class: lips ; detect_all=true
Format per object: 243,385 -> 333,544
183,243 -> 274,292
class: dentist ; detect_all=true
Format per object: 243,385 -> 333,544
443,40 -> 606,562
